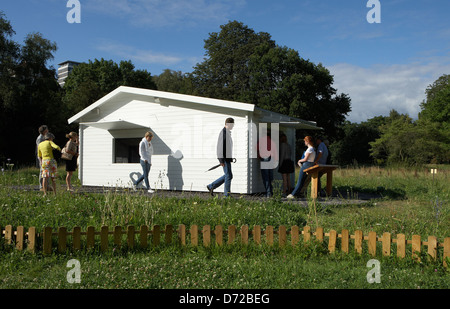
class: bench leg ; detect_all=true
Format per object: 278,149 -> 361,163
326,171 -> 333,196
310,172 -> 318,199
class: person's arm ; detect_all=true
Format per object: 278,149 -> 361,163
300,152 -> 311,163
148,143 -> 153,165
66,141 -> 77,156
299,148 -> 312,164
50,141 -> 61,152
38,145 -> 42,163
217,128 -> 225,166
140,141 -> 149,163
314,152 -> 323,165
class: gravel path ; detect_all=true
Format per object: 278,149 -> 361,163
10,184 -> 379,206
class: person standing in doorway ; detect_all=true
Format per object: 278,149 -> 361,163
207,118 -> 234,197
257,130 -> 278,198
133,131 -> 154,193
278,133 -> 295,197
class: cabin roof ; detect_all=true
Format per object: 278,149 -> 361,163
68,86 -> 321,130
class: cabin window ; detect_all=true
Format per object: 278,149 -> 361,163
114,138 -> 140,163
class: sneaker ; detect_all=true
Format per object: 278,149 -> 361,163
286,194 -> 295,199
147,189 -> 155,193
206,185 -> 214,196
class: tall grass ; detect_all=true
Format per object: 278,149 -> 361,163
0,167 -> 306,230
1,165 -> 448,240
0,165 -> 449,289
319,165 -> 450,240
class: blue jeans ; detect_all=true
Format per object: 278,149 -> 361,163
261,167 -> 274,197
135,160 -> 151,189
208,161 -> 233,196
291,161 -> 314,196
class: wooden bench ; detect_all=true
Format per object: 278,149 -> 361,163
303,164 -> 338,199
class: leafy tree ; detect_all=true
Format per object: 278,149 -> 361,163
369,111 -> 413,165
330,120 -> 381,166
189,20 -> 351,140
62,58 -> 156,116
190,21 -> 275,101
0,12 -> 20,110
419,74 -> 450,123
153,69 -> 193,94
369,110 -> 450,165
16,32 -> 63,163
0,12 -> 20,164
0,12 -> 63,164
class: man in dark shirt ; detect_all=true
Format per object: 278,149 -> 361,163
207,118 -> 234,197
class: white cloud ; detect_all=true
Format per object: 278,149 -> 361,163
85,0 -> 246,28
329,59 -> 450,123
95,41 -> 183,66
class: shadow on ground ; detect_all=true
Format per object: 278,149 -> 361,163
11,183 -> 400,207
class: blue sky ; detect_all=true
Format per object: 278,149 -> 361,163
2,0 -> 450,122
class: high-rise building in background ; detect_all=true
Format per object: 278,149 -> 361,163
57,60 -> 81,87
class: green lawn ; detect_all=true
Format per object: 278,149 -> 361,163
0,165 -> 449,289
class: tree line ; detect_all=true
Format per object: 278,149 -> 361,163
0,13 -> 448,167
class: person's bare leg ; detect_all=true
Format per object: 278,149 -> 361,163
42,177 -> 48,196
66,171 -> 73,190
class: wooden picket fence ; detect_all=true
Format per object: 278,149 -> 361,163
1,224 -> 449,267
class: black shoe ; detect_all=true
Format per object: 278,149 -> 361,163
207,185 -> 214,196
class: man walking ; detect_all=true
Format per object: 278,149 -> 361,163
207,118 -> 234,197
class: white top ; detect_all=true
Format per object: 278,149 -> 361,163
139,138 -> 154,163
304,146 -> 316,163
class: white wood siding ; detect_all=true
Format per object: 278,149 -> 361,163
79,99 -> 250,194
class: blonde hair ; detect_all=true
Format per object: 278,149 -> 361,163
66,132 -> 78,139
145,131 -> 153,138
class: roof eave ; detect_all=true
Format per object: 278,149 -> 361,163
68,86 -> 256,124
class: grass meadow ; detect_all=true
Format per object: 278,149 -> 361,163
0,165 -> 449,290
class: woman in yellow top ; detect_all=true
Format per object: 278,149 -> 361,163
38,133 -> 61,196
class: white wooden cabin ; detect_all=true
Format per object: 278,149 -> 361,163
68,86 -> 320,194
